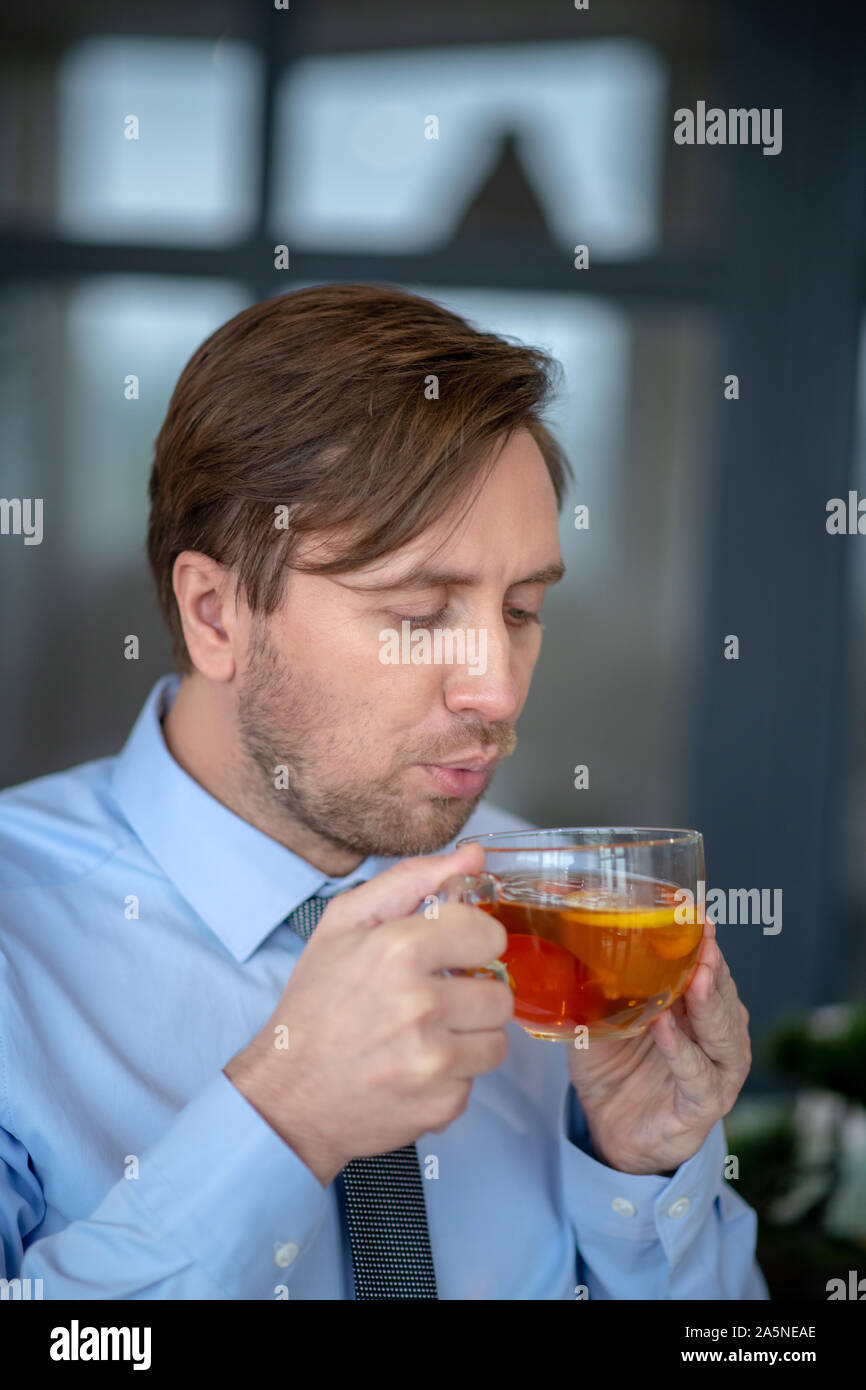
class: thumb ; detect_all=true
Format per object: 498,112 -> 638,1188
316,841 -> 486,937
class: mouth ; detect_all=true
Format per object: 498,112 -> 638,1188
414,753 -> 500,798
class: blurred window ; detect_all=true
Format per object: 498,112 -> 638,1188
57,37 -> 262,244
271,41 -> 667,257
62,277 -> 252,565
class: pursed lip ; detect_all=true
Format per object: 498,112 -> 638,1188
417,751 -> 500,772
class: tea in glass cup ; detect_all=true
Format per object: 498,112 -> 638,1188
442,828 -> 705,1041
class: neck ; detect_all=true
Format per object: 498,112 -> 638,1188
160,672 -> 365,877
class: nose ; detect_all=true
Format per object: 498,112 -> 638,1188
441,622 -> 522,724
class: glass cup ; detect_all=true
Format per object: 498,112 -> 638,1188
441,827 -> 705,1042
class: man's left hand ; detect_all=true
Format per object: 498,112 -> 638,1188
566,910 -> 751,1174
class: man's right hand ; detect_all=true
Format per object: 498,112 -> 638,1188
222,842 -> 512,1187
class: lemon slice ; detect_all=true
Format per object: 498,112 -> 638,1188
560,889 -> 679,929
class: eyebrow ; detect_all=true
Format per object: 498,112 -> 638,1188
335,560 -> 567,594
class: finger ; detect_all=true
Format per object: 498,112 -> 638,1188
681,952 -> 746,1067
694,935 -> 737,1006
648,1007 -> 715,1106
668,992 -> 698,1043
417,904 -> 508,977
450,1027 -> 510,1079
316,842 -> 485,937
438,975 -> 514,1032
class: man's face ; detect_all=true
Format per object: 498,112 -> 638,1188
235,427 -> 564,858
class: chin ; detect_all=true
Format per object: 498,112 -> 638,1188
395,792 -> 483,856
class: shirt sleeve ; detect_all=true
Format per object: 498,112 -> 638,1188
0,1071 -> 330,1299
559,1085 -> 771,1300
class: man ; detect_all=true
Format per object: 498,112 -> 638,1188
0,284 -> 767,1299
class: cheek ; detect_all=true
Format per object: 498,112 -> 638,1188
290,609 -> 377,676
307,618 -> 446,720
374,653 -> 449,718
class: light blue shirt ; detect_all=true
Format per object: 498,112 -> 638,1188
0,675 -> 769,1300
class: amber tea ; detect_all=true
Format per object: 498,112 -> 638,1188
477,871 -> 703,1041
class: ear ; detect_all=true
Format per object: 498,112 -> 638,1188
171,550 -> 239,681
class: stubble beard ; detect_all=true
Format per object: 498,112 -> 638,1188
235,628 -> 516,859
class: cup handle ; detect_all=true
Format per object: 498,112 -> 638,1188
438,872 -> 513,990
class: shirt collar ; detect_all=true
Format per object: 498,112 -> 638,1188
110,675 -> 397,962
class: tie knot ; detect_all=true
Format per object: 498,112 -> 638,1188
282,894 -> 331,942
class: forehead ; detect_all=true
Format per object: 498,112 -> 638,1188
299,427 -> 562,587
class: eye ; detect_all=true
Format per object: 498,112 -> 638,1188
394,607 -> 449,630
391,606 -> 542,630
506,608 -> 541,626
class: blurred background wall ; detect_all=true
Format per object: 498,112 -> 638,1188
1,0 -> 865,1295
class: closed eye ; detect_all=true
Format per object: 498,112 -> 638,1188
397,607 -> 449,630
393,607 -> 541,630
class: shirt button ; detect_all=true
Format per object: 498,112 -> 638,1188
274,1241 -> 300,1268
611,1197 -> 636,1217
668,1197 -> 691,1219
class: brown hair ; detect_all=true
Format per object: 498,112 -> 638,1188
147,282 -> 572,672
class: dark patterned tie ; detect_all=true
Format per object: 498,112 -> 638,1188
283,893 -> 439,1299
